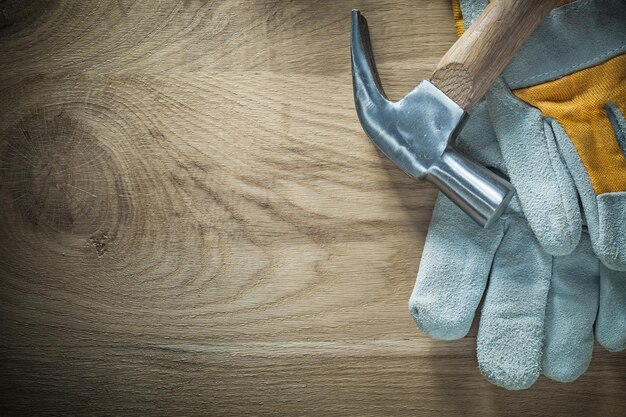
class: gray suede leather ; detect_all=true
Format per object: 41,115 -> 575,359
503,0 -> 626,88
411,105 -> 626,390
412,192 -> 622,389
597,194 -> 626,271
475,0 -> 626,270
461,0 -> 626,88
597,266 -> 626,351
411,193 -> 503,341
475,215 -> 551,389
454,100 -> 505,172
487,80 -> 581,256
550,118 -> 626,271
542,237 -> 598,382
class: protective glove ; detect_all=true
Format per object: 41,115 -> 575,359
410,0 -> 626,389
410,101 -> 626,390
480,0 -> 626,270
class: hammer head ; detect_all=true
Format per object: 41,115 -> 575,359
351,10 -> 514,228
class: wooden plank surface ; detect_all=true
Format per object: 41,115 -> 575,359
0,1 -> 624,415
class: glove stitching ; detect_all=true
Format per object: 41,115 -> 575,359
509,45 -> 626,86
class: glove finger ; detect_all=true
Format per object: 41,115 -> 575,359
542,234 -> 599,383
596,265 -> 626,351
476,217 -> 551,390
487,78 -> 581,256
549,111 -> 626,271
409,193 -> 504,340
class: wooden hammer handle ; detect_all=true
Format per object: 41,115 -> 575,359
430,0 -> 560,109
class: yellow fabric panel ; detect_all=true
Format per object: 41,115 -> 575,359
513,54 -> 626,195
452,0 -> 465,38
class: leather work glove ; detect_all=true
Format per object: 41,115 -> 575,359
411,102 -> 625,390
478,0 -> 626,270
409,0 -> 626,390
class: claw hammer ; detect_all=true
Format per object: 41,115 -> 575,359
351,0 -> 561,227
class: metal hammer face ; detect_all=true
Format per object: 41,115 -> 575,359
351,10 -> 515,228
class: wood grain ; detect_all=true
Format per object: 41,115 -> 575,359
0,1 -> 624,416
431,0 -> 560,109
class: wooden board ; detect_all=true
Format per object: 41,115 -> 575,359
0,1 -> 624,415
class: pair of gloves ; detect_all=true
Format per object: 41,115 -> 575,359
409,0 -> 626,389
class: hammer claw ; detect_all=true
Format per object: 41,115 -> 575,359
350,10 -> 389,108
